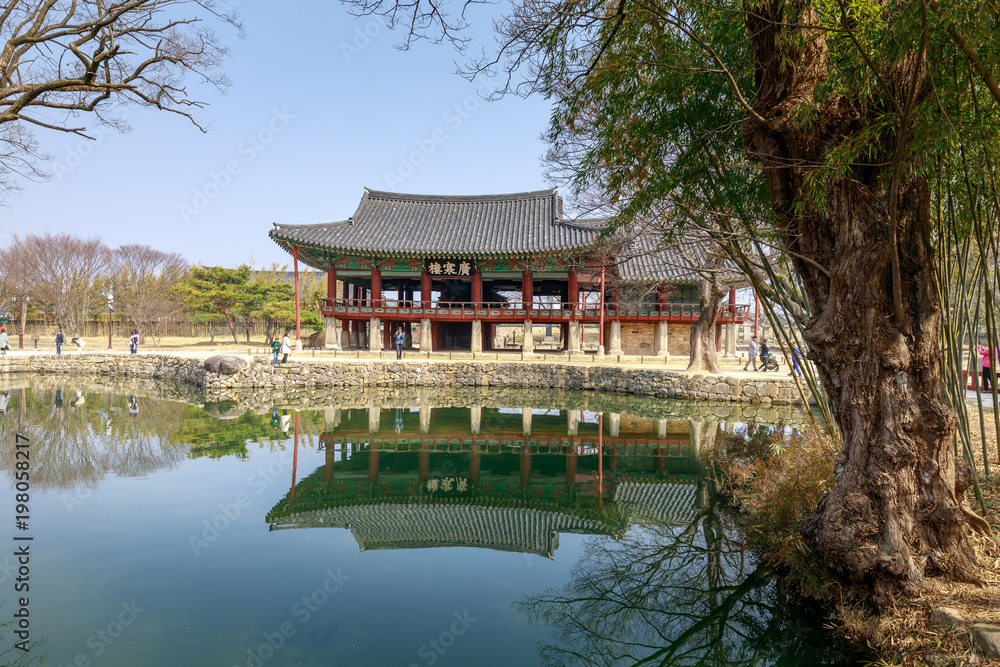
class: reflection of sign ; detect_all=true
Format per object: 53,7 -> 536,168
426,477 -> 469,493
425,259 -> 475,277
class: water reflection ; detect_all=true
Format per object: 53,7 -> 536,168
0,383 -> 190,488
267,406 -> 709,558
0,374 -> 855,666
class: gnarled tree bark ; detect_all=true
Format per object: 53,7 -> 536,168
742,3 -> 988,601
687,275 -> 725,374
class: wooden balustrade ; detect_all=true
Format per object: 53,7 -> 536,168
319,298 -> 750,323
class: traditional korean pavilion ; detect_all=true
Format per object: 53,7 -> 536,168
269,188 -> 749,355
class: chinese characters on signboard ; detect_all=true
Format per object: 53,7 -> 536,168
425,259 -> 476,277
426,477 -> 470,493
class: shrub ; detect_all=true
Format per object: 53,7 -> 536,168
714,423 -> 841,599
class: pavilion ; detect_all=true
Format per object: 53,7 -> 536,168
269,188 -> 749,355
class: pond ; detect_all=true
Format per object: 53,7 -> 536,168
0,375 -> 862,666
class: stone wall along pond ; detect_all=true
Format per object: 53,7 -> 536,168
0,353 -> 813,406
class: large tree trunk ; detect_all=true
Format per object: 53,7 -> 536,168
687,277 -> 724,373
742,5 -> 988,601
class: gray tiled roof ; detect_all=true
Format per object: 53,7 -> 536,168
269,502 -> 612,558
614,482 -> 698,525
271,188 -> 599,263
616,233 -> 744,284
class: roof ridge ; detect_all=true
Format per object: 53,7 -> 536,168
363,187 -> 558,203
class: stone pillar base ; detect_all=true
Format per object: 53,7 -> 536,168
607,412 -> 621,437
470,405 -> 481,435
522,319 -> 534,354
471,320 -> 483,353
368,318 -> 381,352
568,321 -> 582,353
420,318 -> 432,352
567,409 -> 579,436
324,317 -> 341,350
608,320 -> 623,355
420,405 -> 432,434
653,321 -> 669,357
294,338 -> 303,352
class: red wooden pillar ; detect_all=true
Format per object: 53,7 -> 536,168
728,287 -> 736,318
599,265 -> 606,348
325,445 -> 335,483
369,448 -> 379,484
521,271 -> 533,308
383,324 -> 392,350
371,266 -> 382,307
598,413 -> 603,510
421,270 -> 432,308
292,246 -> 301,343
472,269 -> 483,305
520,449 -> 531,487
568,270 -> 579,310
566,445 -> 577,486
290,411 -> 300,502
754,292 -> 760,336
470,443 -> 480,484
657,283 -> 668,315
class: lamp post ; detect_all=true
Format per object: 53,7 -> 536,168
107,290 -> 114,350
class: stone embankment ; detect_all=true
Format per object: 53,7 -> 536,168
0,353 -> 813,406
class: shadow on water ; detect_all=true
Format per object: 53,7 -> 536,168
0,373 -> 866,666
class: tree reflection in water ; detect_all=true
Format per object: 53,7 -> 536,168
516,431 -> 857,667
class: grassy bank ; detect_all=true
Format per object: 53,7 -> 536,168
714,416 -> 1000,666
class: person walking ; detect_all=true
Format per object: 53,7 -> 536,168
758,338 -> 770,372
0,326 -> 9,355
788,344 -> 803,377
55,328 -> 64,355
280,331 -> 292,364
129,329 -> 140,354
271,338 -> 280,365
744,336 -> 759,371
394,326 -> 405,359
978,344 -> 997,392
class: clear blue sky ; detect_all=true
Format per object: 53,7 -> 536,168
1,1 -> 553,268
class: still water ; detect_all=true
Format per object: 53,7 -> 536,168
0,375 -> 858,666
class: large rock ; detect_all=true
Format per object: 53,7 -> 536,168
972,624 -> 1000,659
929,607 -> 964,629
204,355 -> 248,374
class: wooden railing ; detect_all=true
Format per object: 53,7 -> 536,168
320,298 -> 749,323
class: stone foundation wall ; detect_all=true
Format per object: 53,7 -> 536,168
668,323 -> 692,356
620,323 -> 657,355
0,353 -> 812,406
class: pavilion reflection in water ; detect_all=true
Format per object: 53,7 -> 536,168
267,405 -> 717,558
